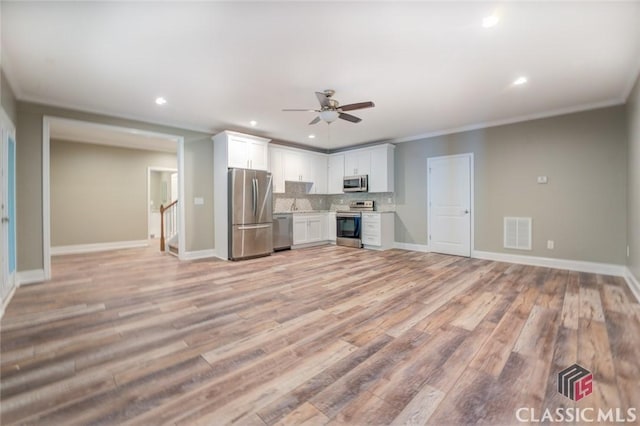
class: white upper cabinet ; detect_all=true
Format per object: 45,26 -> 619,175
344,150 -> 371,176
283,150 -> 310,182
270,147 -> 285,193
217,131 -> 270,171
368,144 -> 395,193
310,152 -> 327,194
270,145 -> 328,194
327,154 -> 344,194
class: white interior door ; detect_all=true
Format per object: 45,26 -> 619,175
428,153 -> 472,257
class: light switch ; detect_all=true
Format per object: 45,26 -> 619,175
194,197 -> 204,205
537,176 -> 548,184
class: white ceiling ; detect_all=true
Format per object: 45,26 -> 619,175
50,118 -> 178,153
2,1 -> 640,150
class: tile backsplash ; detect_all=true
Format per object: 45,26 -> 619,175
274,180 -> 395,212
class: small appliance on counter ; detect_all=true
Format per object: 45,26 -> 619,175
228,168 -> 273,260
336,200 -> 374,248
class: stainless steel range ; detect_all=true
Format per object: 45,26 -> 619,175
336,200 -> 374,248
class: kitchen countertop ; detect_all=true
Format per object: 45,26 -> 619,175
273,210 -> 331,214
274,209 -> 395,214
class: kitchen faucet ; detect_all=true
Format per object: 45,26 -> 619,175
291,198 -> 298,211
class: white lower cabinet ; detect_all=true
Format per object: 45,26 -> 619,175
293,213 -> 326,245
361,212 -> 395,250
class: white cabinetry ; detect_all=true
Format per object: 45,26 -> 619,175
223,131 -> 269,171
344,150 -> 371,176
283,150 -> 310,182
342,144 -> 394,192
368,144 -> 395,193
326,212 -> 336,242
327,154 -> 344,194
293,213 -> 326,245
310,153 -> 327,194
270,147 -> 285,193
270,145 -> 328,194
361,212 -> 395,250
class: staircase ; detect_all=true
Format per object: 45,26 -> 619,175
160,200 -> 178,256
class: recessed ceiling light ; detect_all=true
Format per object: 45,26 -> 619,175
250,120 -> 257,127
308,134 -> 316,139
513,76 -> 528,86
482,15 -> 499,28
155,97 -> 167,106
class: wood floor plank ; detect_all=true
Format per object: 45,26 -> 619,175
1,244 -> 638,425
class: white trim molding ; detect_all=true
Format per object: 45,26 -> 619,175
394,242 -> 430,253
17,269 -> 46,286
51,240 -> 149,256
0,284 -> 18,320
472,250 -> 626,276
180,249 -> 217,261
624,268 -> 640,303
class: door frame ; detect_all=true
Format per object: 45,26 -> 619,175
427,152 -> 474,257
1,107 -> 17,315
42,116 -> 185,281
147,166 -> 178,241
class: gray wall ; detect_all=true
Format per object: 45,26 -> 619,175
395,106 -> 628,264
1,70 -> 17,125
16,101 -> 213,271
51,139 -> 176,246
628,74 -> 640,279
184,138 -> 214,252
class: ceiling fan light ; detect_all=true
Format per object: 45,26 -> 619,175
319,110 -> 339,123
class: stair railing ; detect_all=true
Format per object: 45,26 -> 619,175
160,200 -> 178,252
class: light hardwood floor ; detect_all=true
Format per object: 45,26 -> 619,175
1,245 -> 639,425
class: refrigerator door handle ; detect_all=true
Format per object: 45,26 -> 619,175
255,178 -> 260,216
238,224 -> 271,230
252,178 -> 257,217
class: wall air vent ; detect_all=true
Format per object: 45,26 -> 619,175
504,217 -> 532,250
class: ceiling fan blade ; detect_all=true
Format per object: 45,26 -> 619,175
309,116 -> 321,125
339,112 -> 362,123
315,92 -> 330,108
339,101 -> 375,112
282,108 -> 317,112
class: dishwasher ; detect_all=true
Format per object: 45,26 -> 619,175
273,213 -> 293,251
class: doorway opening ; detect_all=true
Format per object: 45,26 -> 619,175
42,116 -> 185,281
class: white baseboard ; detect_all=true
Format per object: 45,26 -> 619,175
17,269 -> 46,286
180,249 -> 217,261
51,240 -> 149,255
394,242 -> 430,252
472,250 -> 626,276
624,268 -> 640,303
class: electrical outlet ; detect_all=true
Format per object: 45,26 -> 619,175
537,176 -> 548,184
387,197 -> 393,203
547,240 -> 554,250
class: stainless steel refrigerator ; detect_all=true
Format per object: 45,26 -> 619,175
228,168 -> 273,260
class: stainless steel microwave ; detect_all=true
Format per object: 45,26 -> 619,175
343,175 -> 368,192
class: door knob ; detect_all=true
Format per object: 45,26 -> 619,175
464,210 -> 469,215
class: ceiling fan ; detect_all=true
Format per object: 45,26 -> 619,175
283,89 -> 375,125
